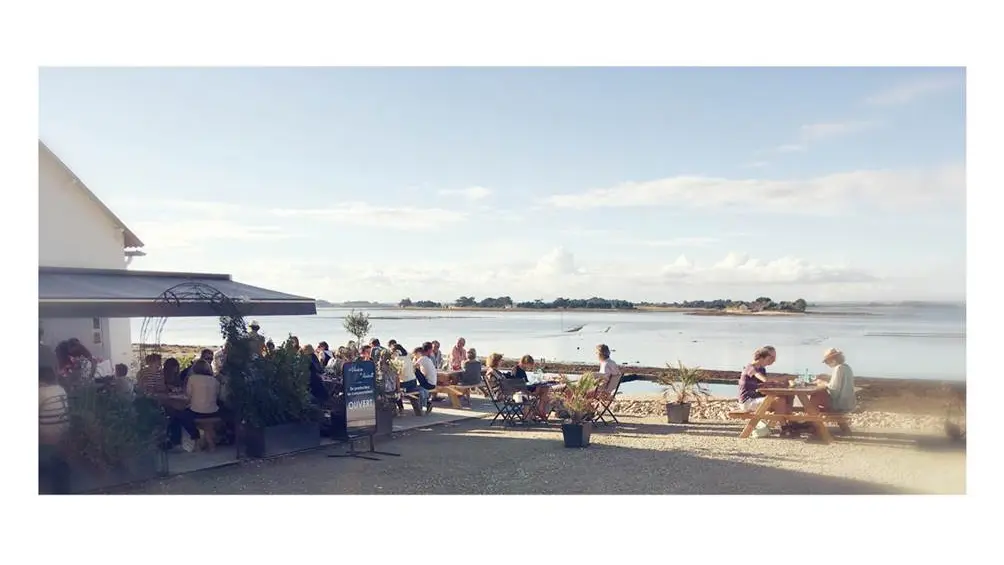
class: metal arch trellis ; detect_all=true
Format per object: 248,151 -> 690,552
138,282 -> 249,362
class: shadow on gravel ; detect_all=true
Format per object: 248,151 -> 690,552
833,430 -> 966,453
111,417 -> 931,495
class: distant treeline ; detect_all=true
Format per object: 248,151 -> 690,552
398,296 -> 637,310
638,297 -> 808,313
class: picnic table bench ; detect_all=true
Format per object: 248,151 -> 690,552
434,384 -> 479,408
726,386 -> 851,444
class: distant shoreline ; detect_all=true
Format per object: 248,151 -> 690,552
360,305 -> 826,316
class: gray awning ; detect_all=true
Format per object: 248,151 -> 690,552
39,267 -> 317,318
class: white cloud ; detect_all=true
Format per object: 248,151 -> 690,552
437,186 -> 493,201
271,202 -> 467,230
532,246 -> 582,276
865,75 -> 962,106
744,161 -> 770,168
543,164 -> 964,212
666,252 -> 876,285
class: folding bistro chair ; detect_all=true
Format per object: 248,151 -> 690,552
594,374 -> 623,426
483,373 -> 526,427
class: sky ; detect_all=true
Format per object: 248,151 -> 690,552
38,67 -> 966,304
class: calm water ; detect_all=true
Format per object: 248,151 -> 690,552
133,303 -> 966,395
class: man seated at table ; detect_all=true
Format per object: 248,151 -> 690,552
167,360 -> 222,452
809,348 -> 856,413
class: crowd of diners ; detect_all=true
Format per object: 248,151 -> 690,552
737,345 -> 856,437
39,317 -> 857,489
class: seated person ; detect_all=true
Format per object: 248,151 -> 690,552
414,343 -> 439,411
113,363 -> 135,399
163,357 -> 182,390
39,351 -> 70,493
301,344 -> 329,405
137,353 -> 168,394
737,345 -> 791,415
592,344 -> 622,400
167,360 -> 222,452
459,348 -> 482,386
508,355 -> 553,420
394,344 -> 419,393
809,348 -> 856,413
179,349 -> 214,382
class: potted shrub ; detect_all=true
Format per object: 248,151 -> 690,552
227,336 -> 322,458
57,382 -> 167,493
657,361 -> 711,424
552,372 -> 600,448
374,360 -> 398,436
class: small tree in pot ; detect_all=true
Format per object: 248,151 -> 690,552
657,361 -> 710,424
551,372 -> 600,448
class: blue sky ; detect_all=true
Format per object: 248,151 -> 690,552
38,67 -> 965,303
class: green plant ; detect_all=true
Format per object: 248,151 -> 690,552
656,361 -> 711,405
342,310 -> 371,344
61,382 -> 166,470
375,360 -> 399,412
226,336 -> 320,428
551,372 -> 600,424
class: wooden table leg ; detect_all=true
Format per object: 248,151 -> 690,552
739,394 -> 775,438
797,392 -> 833,444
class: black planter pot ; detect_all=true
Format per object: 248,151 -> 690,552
322,408 -> 348,440
59,450 -> 165,494
375,407 -> 396,436
666,402 -> 692,424
561,422 -> 593,448
242,421 -> 321,458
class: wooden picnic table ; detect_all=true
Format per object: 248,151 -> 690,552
735,385 -> 840,444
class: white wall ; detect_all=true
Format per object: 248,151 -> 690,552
38,151 -> 126,269
39,147 -> 135,370
40,317 -> 112,365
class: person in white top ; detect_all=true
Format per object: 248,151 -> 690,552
595,344 -> 623,395
168,360 -> 221,452
810,348 -> 856,413
414,342 -> 439,413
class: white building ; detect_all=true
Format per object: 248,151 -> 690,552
38,140 -> 316,370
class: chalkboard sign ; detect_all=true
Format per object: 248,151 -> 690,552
342,361 -> 377,435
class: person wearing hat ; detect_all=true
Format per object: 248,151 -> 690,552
809,348 -> 856,413
248,320 -> 266,355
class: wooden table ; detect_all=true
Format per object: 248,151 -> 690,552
737,386 -> 835,444
150,393 -> 189,411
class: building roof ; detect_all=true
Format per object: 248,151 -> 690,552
39,140 -> 145,249
39,266 -> 317,318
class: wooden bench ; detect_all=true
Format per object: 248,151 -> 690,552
728,411 -> 852,434
194,417 -> 223,451
434,385 -> 479,409
401,392 -> 424,415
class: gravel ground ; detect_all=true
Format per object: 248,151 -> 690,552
122,415 -> 965,495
